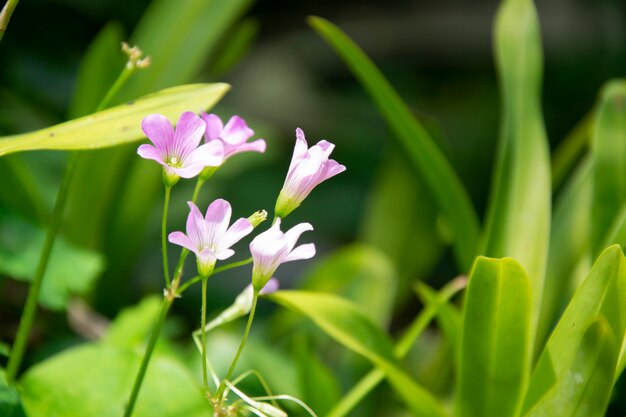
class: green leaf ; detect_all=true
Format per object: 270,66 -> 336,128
525,319 -> 617,417
537,157 -> 592,349
103,296 -> 161,349
551,112 -> 592,191
0,211 -> 105,310
68,21 -> 126,119
0,155 -> 47,224
523,245 -> 626,413
20,344 -> 209,417
0,370 -> 26,417
268,290 -> 446,417
591,80 -> 626,255
299,244 -> 397,327
481,0 -> 551,333
309,16 -> 479,270
456,257 -> 532,417
0,83 -> 229,156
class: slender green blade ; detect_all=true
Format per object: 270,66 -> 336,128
523,245 -> 626,413
525,319 -> 617,417
482,0 -> 551,335
268,290 -> 447,417
0,83 -> 229,156
591,80 -> 626,255
456,257 -> 532,417
309,16 -> 479,270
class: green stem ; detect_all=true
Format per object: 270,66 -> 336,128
162,186 -> 172,287
96,65 -> 136,112
216,290 -> 259,400
191,178 -> 205,203
123,297 -> 172,417
0,0 -> 20,43
171,177 -> 205,283
201,277 -> 209,392
5,153 -> 79,383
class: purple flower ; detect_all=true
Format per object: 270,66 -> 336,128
169,199 -> 253,277
137,112 -> 224,185
274,128 -> 346,218
201,113 -> 266,160
249,218 -> 315,291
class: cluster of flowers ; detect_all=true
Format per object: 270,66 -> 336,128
138,111 -> 346,290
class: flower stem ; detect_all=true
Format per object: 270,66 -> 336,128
96,65 -> 135,112
5,153 -> 79,383
191,177 -> 206,203
123,296 -> 172,417
0,0 -> 20,43
201,277 -> 209,393
215,290 -> 259,401
162,186 -> 172,287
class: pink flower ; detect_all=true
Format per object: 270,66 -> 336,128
249,218 -> 316,291
169,199 -> 253,277
201,113 -> 266,160
137,112 -> 224,185
275,128 -> 346,218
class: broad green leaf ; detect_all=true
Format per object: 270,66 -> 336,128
537,157 -> 592,349
551,112 -> 592,191
326,278 -> 466,417
523,245 -> 626,413
481,0 -> 551,333
591,80 -> 626,255
117,0 -> 253,103
360,149 -> 444,297
68,21 -> 125,119
268,290 -> 446,417
456,257 -> 532,417
298,243 -> 397,327
0,83 -> 229,156
20,344 -> 209,417
0,211 -> 105,310
103,296 -> 161,349
525,319 -> 617,417
309,16 -> 479,270
0,370 -> 26,417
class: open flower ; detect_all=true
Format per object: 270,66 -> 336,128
168,199 -> 253,277
201,113 -> 266,160
274,128 -> 346,218
249,218 -> 315,291
137,112 -> 224,186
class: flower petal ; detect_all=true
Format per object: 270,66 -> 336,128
216,248 -> 235,260
186,201 -> 205,248
314,140 -> 336,158
260,278 -> 280,295
221,218 -> 253,250
201,113 -> 223,141
142,114 -> 174,155
205,199 -> 232,244
137,144 -> 164,163
222,115 -> 254,145
224,139 -> 267,159
184,140 -> 224,168
168,231 -> 197,253
287,128 -> 310,174
173,111 -> 206,159
320,159 -> 347,182
285,243 -> 316,262
284,222 -> 314,252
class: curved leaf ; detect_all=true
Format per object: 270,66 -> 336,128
309,16 -> 479,270
0,83 -> 229,156
267,290 -> 446,417
456,257 -> 532,417
482,0 -> 551,333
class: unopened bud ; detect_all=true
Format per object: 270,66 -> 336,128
247,210 -> 268,228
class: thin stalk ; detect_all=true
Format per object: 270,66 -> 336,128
201,277 -> 209,392
215,290 -> 259,400
162,186 -> 172,287
96,65 -> 136,112
123,297 -> 172,417
5,153 -> 79,383
171,177 -> 205,283
191,178 -> 206,203
0,0 -> 20,43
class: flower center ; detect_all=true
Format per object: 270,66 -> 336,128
168,156 -> 182,167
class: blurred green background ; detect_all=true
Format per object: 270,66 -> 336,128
0,0 -> 625,415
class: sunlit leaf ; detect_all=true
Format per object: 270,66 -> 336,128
0,83 -> 229,156
481,0 -> 551,333
0,370 -> 25,417
309,16 -> 479,270
268,290 -> 446,417
591,80 -> 626,256
456,257 -> 532,417
523,245 -> 626,413
525,319 -> 617,417
103,296 -> 161,349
